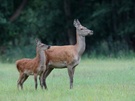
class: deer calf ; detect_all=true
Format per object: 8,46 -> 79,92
16,39 -> 50,90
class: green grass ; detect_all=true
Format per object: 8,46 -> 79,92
0,58 -> 135,101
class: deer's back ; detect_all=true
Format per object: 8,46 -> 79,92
16,58 -> 39,73
45,45 -> 78,67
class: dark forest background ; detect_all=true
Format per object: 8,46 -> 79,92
0,0 -> 135,62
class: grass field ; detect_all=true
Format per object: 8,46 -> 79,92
0,58 -> 135,101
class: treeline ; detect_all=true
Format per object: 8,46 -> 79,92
0,0 -> 135,62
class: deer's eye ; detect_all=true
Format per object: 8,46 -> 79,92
80,28 -> 83,30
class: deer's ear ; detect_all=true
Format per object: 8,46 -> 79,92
73,19 -> 81,28
39,43 -> 45,47
35,38 -> 41,45
76,19 -> 81,25
48,45 -> 51,49
73,19 -> 78,28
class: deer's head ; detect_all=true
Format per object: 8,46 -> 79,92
73,19 -> 93,37
36,39 -> 50,53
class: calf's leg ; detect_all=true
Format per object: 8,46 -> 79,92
34,74 -> 38,90
17,73 -> 24,90
20,74 -> 29,89
42,68 -> 54,89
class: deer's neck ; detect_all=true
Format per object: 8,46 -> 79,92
75,32 -> 86,56
36,50 -> 46,67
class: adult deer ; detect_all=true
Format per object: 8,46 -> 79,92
42,19 -> 93,89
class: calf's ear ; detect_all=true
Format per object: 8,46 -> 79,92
48,45 -> 51,49
35,38 -> 41,45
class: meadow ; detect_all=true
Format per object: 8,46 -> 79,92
0,58 -> 135,101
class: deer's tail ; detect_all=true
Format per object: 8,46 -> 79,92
15,60 -> 21,72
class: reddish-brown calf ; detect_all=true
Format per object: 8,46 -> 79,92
16,39 -> 50,90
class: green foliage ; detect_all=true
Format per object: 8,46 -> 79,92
0,0 -> 135,61
0,44 -> 36,63
86,40 -> 135,58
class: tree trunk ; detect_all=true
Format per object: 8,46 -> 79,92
9,0 -> 27,22
64,0 -> 75,45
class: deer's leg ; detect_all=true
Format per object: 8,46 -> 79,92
72,66 -> 76,75
42,68 -> 54,89
67,66 -> 74,89
34,74 -> 38,90
39,75 -> 42,88
20,74 -> 28,88
39,73 -> 44,89
17,73 -> 24,90
20,74 -> 26,90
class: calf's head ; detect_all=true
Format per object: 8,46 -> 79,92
36,39 -> 50,53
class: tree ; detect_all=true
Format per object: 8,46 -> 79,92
0,0 -> 135,60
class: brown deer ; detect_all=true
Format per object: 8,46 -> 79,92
42,19 -> 93,89
16,39 -> 50,90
